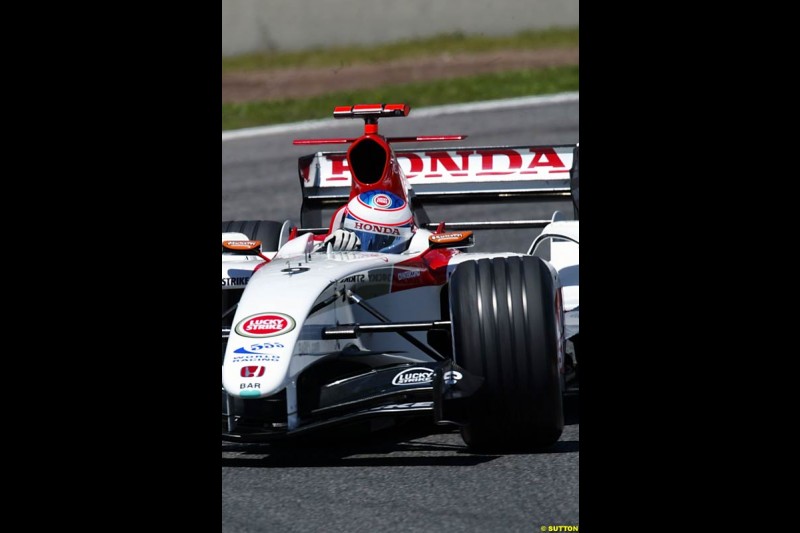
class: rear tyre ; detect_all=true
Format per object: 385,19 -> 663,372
222,220 -> 283,251
449,256 -> 564,452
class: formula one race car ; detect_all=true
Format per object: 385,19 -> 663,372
222,103 -> 579,451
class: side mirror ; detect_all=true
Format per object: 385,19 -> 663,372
428,231 -> 474,249
222,240 -> 262,255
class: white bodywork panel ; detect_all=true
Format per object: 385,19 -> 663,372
223,232 -> 447,403
532,220 -> 579,339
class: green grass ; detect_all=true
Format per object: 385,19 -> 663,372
222,27 -> 578,73
222,65 -> 579,131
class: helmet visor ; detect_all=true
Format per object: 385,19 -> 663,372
354,230 -> 408,253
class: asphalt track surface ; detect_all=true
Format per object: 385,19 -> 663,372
221,98 -> 579,532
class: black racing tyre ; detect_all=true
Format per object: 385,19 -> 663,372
449,256 -> 564,452
222,220 -> 283,251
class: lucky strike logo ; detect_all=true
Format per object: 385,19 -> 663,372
373,194 -> 391,208
392,367 -> 435,386
235,313 -> 296,338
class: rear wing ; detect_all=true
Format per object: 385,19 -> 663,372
297,144 -> 578,230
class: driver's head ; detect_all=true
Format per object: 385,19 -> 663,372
342,190 -> 415,253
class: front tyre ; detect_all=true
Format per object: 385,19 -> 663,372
449,256 -> 564,452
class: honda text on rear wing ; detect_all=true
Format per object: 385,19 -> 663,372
293,104 -> 578,231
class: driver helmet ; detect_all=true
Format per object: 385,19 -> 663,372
342,190 -> 415,253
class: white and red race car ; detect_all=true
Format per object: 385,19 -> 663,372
222,104 -> 579,451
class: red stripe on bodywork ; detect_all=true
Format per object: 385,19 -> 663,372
383,104 -> 410,115
352,104 -> 384,113
391,248 -> 460,293
293,138 -> 355,145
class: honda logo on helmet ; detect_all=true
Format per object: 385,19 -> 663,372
353,222 -> 400,235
